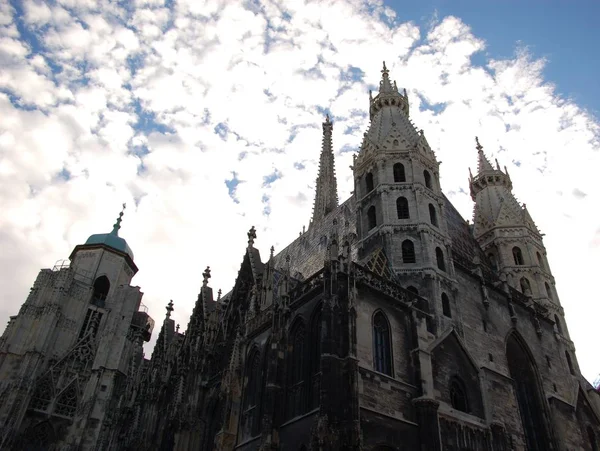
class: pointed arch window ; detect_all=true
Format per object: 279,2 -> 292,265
397,197 -> 409,219
545,282 -> 553,300
424,170 -> 432,189
429,204 -> 438,227
436,247 -> 446,271
520,277 -> 532,296
537,252 -> 545,270
442,293 -> 451,318
367,206 -> 377,230
554,314 -> 563,335
393,163 -> 406,182
450,377 -> 468,412
565,351 -> 575,375
366,172 -> 374,193
92,276 -> 110,307
506,333 -> 553,450
373,311 -> 392,376
55,382 -> 78,417
402,240 -> 416,263
242,349 -> 262,436
512,246 -> 524,266
287,322 -> 306,419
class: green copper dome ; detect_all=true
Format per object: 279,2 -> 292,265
84,205 -> 134,259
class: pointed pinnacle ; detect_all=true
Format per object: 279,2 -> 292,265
475,136 -> 483,151
202,266 -> 211,287
166,300 -> 174,318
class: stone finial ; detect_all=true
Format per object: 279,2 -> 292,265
248,226 -> 257,247
325,113 -> 330,123
202,266 -> 211,287
217,289 -> 222,301
111,203 -> 127,235
382,61 -> 388,73
176,323 -> 180,333
270,246 -> 274,259
166,300 -> 174,318
475,136 -> 483,151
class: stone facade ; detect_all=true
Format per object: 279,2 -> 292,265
1,64 -> 599,451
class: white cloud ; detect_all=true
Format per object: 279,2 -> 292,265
0,0 -> 599,385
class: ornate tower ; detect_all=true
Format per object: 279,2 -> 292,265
0,206 -> 154,450
311,114 -> 339,226
469,138 -> 571,340
353,62 -> 456,324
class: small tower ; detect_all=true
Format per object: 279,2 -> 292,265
469,138 -> 566,330
311,114 -> 339,226
353,62 -> 454,316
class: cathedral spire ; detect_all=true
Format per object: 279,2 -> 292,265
379,61 -> 394,94
475,137 -> 494,173
311,114 -> 338,225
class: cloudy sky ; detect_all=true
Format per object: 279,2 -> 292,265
1,0 -> 599,383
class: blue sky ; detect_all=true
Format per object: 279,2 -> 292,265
387,0 -> 600,116
0,0 -> 599,384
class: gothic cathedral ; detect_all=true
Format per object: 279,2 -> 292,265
1,64 -> 599,450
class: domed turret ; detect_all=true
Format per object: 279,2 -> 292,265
84,204 -> 134,259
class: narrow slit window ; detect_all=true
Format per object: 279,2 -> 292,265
429,204 -> 438,227
442,293 -> 451,318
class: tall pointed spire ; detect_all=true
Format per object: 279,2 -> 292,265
475,137 -> 494,173
311,114 -> 338,225
379,61 -> 394,93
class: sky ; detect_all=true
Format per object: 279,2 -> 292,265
0,0 -> 599,383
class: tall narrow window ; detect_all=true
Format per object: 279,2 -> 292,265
424,170 -> 432,189
287,323 -> 306,419
396,197 -> 409,219
506,333 -> 553,450
92,276 -> 110,307
242,349 -> 262,436
488,253 -> 498,271
545,282 -> 553,300
512,246 -> 524,265
436,247 -> 446,271
554,315 -> 563,335
393,163 -> 406,182
373,311 -> 392,376
442,293 -> 451,318
537,252 -> 545,270
449,378 -> 468,412
565,351 -> 575,375
367,206 -> 377,230
402,240 -> 416,263
429,204 -> 438,227
520,277 -> 532,296
366,172 -> 374,192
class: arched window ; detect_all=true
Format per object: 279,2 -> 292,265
588,426 -> 599,451
366,172 -> 374,192
506,333 -> 553,450
242,349 -> 262,436
92,276 -> 110,307
487,253 -> 498,271
520,277 -> 531,296
367,206 -> 377,230
545,282 -> 552,300
373,311 -> 392,376
436,247 -> 446,271
55,382 -> 78,417
565,351 -> 575,375
309,308 -> 322,409
554,314 -> 563,335
512,246 -> 524,265
442,293 -> 451,318
402,240 -> 416,263
424,170 -> 432,189
393,163 -> 406,182
287,323 -> 306,419
450,378 -> 468,412
537,252 -> 545,270
396,197 -> 409,219
429,204 -> 438,227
